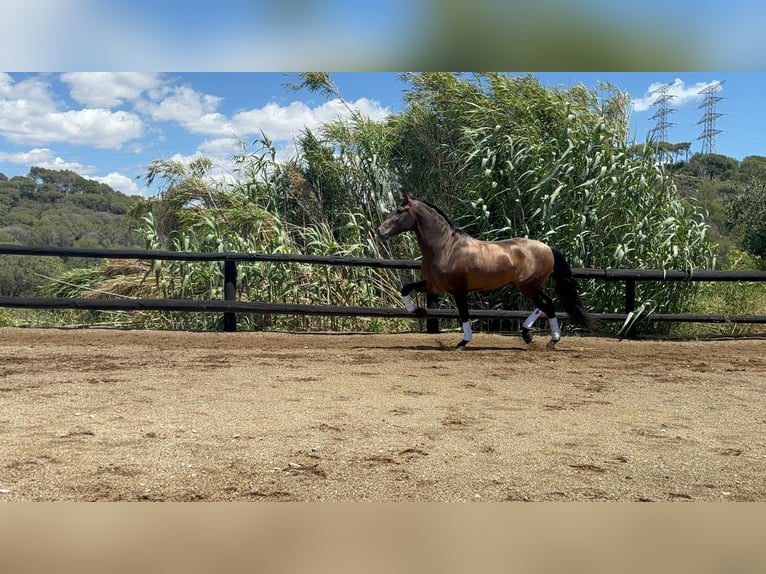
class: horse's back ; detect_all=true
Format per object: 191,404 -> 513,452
491,237 -> 555,292
448,236 -> 551,292
488,237 -> 552,264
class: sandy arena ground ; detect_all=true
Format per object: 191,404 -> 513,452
0,327 -> 764,501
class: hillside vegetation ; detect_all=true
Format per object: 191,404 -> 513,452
0,167 -> 142,296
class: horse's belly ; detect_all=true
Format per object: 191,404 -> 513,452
465,269 -> 514,291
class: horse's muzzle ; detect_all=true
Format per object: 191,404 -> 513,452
376,226 -> 390,241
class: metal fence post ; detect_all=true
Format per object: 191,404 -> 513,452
623,278 -> 637,338
625,279 -> 636,314
223,260 -> 237,332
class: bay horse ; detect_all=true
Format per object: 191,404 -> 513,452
377,195 -> 596,349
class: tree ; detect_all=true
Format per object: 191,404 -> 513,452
0,232 -> 64,296
0,168 -> 141,296
738,155 -> 766,183
685,153 -> 738,180
726,176 -> 766,259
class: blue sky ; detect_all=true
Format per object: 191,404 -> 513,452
1,73 -> 764,197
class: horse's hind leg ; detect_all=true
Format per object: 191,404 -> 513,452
454,290 -> 472,350
528,292 -> 561,348
521,308 -> 542,344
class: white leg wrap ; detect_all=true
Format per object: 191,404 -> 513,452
549,317 -> 561,341
523,308 -> 543,329
403,294 -> 417,313
462,321 -> 473,342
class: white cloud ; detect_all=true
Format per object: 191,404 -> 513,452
232,101 -> 317,141
350,97 -> 392,121
60,109 -> 143,148
2,73 -> 390,153
140,82 -> 391,147
151,95 -> 392,192
61,72 -> 163,108
632,78 -> 722,112
197,137 -> 243,160
232,97 -> 390,141
0,147 -> 93,173
93,172 -> 141,195
0,107 -> 143,148
187,97 -> 390,168
0,73 -> 53,105
139,85 -> 228,132
0,74 -> 144,148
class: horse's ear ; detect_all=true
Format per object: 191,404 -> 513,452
401,194 -> 413,205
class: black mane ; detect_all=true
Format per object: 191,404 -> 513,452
415,198 -> 465,235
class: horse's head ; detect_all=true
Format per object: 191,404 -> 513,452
377,195 -> 418,241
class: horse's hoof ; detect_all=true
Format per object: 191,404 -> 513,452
456,340 -> 469,350
414,307 -> 427,316
521,328 -> 534,344
546,338 -> 559,349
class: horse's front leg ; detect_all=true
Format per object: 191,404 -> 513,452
454,290 -> 472,350
401,280 -> 428,315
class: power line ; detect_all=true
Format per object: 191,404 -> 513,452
649,83 -> 675,163
697,80 -> 724,155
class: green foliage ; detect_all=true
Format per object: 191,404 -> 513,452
737,155 -> 766,183
677,153 -> 739,180
672,247 -> 766,338
631,142 -> 692,163
0,253 -> 64,297
0,168 -> 142,296
674,175 -> 737,228
0,307 -> 87,328
283,72 -> 340,100
50,138 -> 409,332
726,175 -> 766,260
387,73 -> 716,326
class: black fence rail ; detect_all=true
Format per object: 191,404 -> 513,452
3,244 -> 766,331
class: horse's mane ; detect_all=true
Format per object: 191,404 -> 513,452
411,197 -> 465,235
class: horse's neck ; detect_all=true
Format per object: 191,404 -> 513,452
413,210 -> 458,259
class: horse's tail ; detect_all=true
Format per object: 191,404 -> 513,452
550,247 -> 598,332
